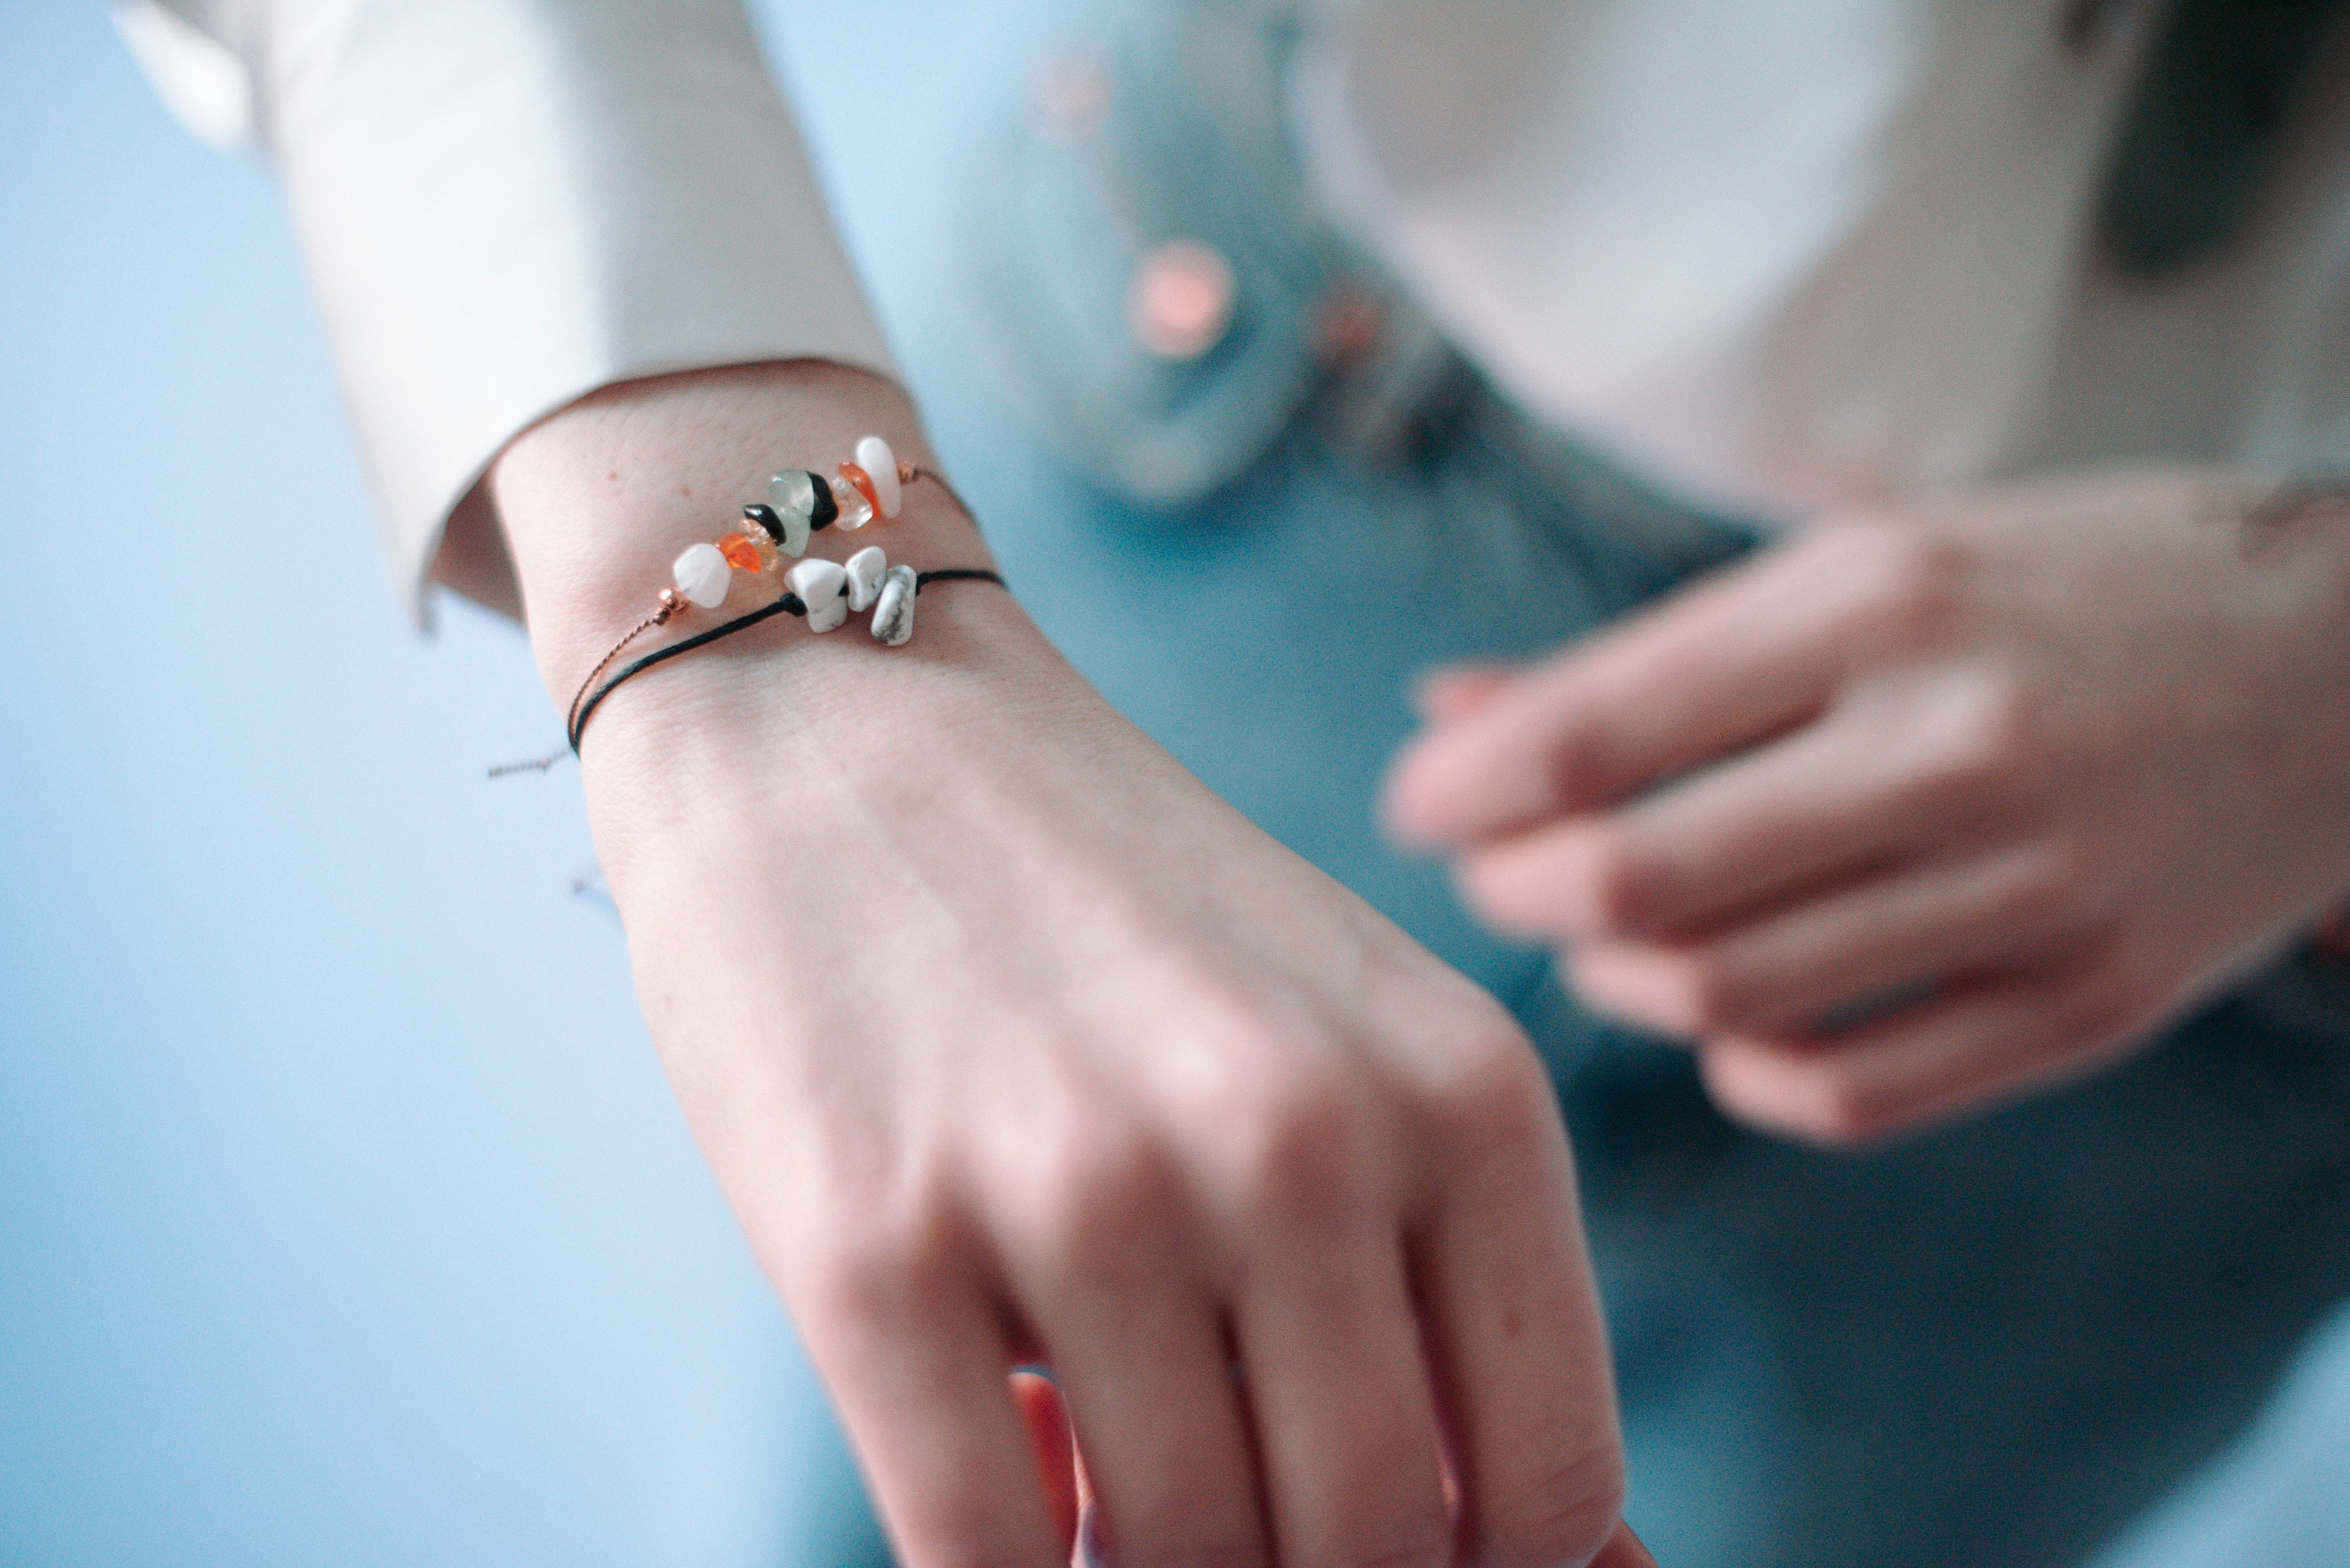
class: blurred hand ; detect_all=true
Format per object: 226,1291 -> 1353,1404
1386,468 -> 2350,1146
495,364 -> 1627,1568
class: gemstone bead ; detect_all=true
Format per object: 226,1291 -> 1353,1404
770,468 -> 837,534
837,464 -> 882,528
870,565 -> 918,646
742,503 -> 808,559
718,532 -> 765,572
854,435 -> 902,517
844,545 -> 889,612
829,471 -> 874,531
672,542 -> 730,609
787,558 -> 850,632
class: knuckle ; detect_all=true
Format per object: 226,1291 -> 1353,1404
1661,949 -> 1747,1034
1998,842 -> 2106,936
1908,670 -> 2055,819
1220,1072 -> 1375,1226
1543,726 -> 1618,811
1484,1443 -> 1628,1568
1564,826 -> 1660,934
1959,672 -> 2049,776
1838,523 -> 1970,638
1417,1023 -> 1553,1144
1010,1120 -> 1181,1279
798,1178 -> 967,1324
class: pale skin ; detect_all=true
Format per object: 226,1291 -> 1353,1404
1386,468 -> 2350,1147
490,360 -> 1648,1568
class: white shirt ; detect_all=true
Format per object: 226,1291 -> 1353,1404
124,0 -> 2350,620
1299,0 -> 2350,518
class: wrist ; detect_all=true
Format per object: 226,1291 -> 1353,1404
490,359 -> 996,699
578,613 -> 1126,920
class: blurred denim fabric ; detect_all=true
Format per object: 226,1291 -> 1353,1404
3,2 -> 2348,1565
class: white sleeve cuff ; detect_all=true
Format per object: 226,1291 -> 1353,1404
122,0 -> 901,624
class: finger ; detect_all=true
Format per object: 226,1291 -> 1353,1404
1383,539 -> 1864,847
1236,1231 -> 1452,1568
1010,1372 -> 1080,1559
1456,663 -> 2046,945
801,1277 -> 1065,1568
1699,945 -> 2152,1146
1412,663 -> 1521,724
1452,728 -> 1884,945
1412,1057 -> 1625,1568
1024,1288 -> 1268,1567
1566,844 -> 2095,1038
1593,1519 -> 1662,1568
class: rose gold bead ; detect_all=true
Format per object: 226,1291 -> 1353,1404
898,458 -> 918,485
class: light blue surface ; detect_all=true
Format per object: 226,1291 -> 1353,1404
2,2 -> 2347,1563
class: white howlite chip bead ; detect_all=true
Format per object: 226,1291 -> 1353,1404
672,542 -> 731,609
788,558 -> 850,632
870,565 -> 918,646
855,435 -> 902,518
844,546 -> 889,612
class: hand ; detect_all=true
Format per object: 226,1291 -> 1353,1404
1384,468 -> 2350,1146
493,363 -> 1627,1568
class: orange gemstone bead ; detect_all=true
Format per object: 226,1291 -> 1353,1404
838,462 -> 883,521
718,532 -> 764,571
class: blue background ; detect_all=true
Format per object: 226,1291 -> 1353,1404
2,2 -> 2346,1563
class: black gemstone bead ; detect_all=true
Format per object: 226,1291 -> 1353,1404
741,503 -> 786,543
806,471 -> 839,530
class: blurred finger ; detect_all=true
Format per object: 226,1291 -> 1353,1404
1458,663 -> 2045,943
1452,727 -> 1881,945
1412,662 -> 1521,724
1700,947 -> 2151,1145
1025,1288 -> 1267,1568
1236,1232 -> 1452,1568
1567,844 -> 2095,1038
1412,1058 -> 1624,1568
1384,541 -> 1857,847
804,1278 -> 1065,1568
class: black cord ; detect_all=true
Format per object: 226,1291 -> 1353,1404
566,569 -> 1007,755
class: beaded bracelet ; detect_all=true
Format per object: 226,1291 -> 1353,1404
562,433 -> 1005,753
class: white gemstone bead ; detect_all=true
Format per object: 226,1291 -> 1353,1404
788,558 -> 850,632
870,564 -> 918,646
844,546 -> 889,612
855,435 -> 902,518
672,542 -> 731,609
830,473 -> 874,531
